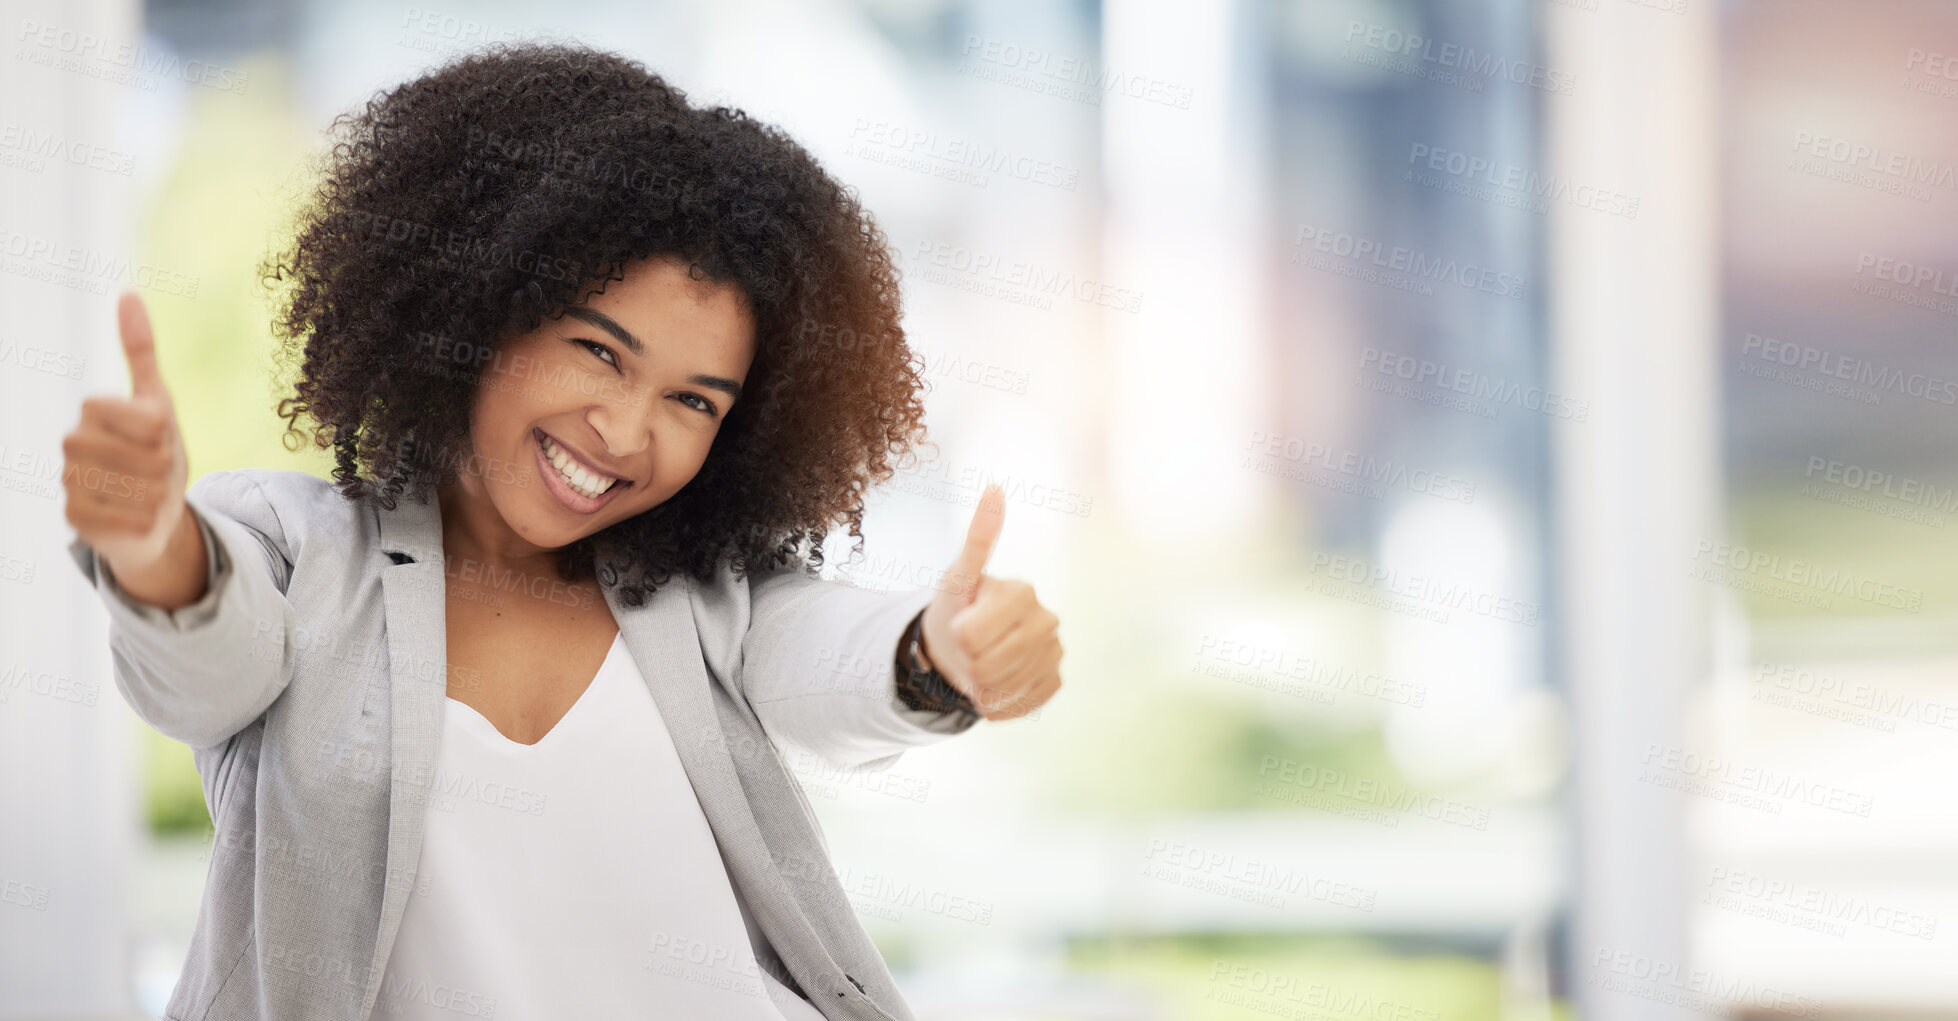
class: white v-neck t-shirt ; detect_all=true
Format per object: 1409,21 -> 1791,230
372,632 -> 827,1021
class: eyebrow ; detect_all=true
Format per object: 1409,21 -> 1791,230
562,306 -> 744,402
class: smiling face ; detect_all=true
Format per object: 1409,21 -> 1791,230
449,255 -> 757,559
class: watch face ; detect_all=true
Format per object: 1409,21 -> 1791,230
906,625 -> 931,672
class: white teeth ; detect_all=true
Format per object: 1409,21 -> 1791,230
538,433 -> 616,500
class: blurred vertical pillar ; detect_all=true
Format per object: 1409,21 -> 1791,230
0,0 -> 146,1016
1545,3 -> 1718,1020
1101,0 -> 1268,540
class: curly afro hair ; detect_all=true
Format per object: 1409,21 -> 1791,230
261,40 -> 933,608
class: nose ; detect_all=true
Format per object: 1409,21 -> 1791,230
585,380 -> 654,463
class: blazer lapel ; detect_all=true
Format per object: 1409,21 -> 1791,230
603,572 -> 892,1019
362,486 -> 449,1017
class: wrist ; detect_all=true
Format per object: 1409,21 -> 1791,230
895,611 -> 976,717
106,505 -> 206,610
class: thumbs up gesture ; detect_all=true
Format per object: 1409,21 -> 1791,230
61,291 -> 191,574
915,483 -> 1064,721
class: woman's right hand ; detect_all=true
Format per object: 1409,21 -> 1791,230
62,290 -> 194,585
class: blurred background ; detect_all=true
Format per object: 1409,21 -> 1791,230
4,0 -> 1956,1017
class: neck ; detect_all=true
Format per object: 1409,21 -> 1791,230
435,478 -> 561,580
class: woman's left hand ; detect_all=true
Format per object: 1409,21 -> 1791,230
916,483 -> 1063,721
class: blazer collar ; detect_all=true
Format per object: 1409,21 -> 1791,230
374,482 -> 445,565
363,484 -> 445,1017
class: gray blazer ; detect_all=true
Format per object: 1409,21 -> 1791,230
66,467 -> 980,1021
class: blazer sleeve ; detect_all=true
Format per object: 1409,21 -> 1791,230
66,470 -> 297,750
739,567 -> 980,774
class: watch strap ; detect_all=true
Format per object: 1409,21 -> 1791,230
895,612 -> 979,717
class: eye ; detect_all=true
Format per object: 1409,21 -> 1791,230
572,338 -> 618,368
673,392 -> 719,416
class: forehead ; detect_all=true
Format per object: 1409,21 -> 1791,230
585,256 -> 754,343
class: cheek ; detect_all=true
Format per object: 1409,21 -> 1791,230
470,364 -> 524,431
656,430 -> 720,488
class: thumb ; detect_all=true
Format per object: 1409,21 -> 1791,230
118,290 -> 168,405
945,482 -> 1005,604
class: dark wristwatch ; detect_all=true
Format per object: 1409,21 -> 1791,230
894,612 -> 979,718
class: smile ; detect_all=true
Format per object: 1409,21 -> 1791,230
532,428 -> 629,513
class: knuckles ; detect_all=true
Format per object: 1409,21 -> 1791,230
78,395 -> 168,443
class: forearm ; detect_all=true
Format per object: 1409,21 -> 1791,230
743,576 -> 978,771
69,473 -> 298,749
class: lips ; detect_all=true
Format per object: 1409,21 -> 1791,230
532,428 -> 629,513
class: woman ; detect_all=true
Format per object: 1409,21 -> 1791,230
60,42 -> 1063,1021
